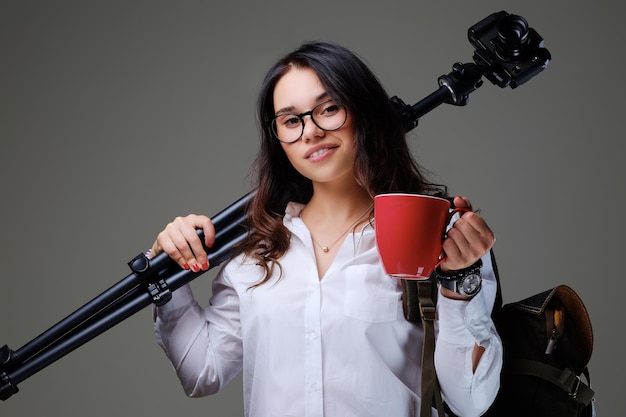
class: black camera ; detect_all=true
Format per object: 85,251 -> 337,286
469,11 -> 551,88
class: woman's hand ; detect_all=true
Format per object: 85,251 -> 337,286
439,196 -> 495,273
150,214 -> 216,272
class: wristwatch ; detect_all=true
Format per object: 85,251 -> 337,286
435,259 -> 483,298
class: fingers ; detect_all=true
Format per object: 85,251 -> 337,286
440,206 -> 495,272
452,195 -> 472,210
154,214 -> 215,272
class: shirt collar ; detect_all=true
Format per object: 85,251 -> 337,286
283,201 -> 375,247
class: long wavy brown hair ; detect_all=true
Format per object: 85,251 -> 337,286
235,41 -> 447,286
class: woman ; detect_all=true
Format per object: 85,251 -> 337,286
150,41 -> 502,416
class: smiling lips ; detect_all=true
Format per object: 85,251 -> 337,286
306,145 -> 338,160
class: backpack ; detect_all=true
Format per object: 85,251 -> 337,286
483,284 -> 595,417
402,251 -> 595,416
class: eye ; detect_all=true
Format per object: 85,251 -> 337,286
277,114 -> 301,129
317,101 -> 340,117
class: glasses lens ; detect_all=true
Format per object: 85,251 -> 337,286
271,114 -> 302,143
311,101 -> 346,131
271,100 -> 347,143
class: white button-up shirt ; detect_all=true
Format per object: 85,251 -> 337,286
155,202 -> 502,417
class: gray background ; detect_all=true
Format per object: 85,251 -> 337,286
1,1 -> 622,416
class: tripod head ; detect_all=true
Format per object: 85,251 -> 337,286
393,10 -> 551,131
469,10 -> 551,89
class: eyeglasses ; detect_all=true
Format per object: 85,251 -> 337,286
269,100 -> 347,143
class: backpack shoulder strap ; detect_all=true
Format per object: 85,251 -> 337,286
506,359 -> 595,406
415,278 -> 445,416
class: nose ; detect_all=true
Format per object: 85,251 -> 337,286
301,114 -> 324,142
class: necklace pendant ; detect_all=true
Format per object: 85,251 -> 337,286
322,246 -> 329,253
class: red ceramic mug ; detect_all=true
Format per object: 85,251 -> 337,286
374,193 -> 469,280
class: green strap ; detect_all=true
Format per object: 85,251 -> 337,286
417,279 -> 445,417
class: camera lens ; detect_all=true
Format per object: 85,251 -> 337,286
495,15 -> 529,60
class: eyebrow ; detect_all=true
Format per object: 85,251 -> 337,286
274,92 -> 330,115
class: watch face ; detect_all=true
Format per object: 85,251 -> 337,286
460,273 -> 482,296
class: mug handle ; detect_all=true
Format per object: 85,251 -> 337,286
435,206 -> 472,268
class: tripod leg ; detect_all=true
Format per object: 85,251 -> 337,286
1,192 -> 254,400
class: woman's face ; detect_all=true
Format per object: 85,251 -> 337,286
272,67 -> 358,186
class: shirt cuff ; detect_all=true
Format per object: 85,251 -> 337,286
437,290 -> 492,346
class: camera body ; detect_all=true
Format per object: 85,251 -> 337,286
469,11 -> 551,88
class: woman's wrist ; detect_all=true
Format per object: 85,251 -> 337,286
436,259 -> 483,299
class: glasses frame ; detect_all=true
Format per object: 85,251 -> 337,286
269,99 -> 348,144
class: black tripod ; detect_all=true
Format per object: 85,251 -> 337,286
0,10 -> 550,401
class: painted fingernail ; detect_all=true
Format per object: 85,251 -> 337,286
183,263 -> 190,270
191,263 -> 200,272
201,262 -> 209,271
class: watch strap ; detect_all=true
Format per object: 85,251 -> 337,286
435,258 -> 482,280
436,259 -> 483,297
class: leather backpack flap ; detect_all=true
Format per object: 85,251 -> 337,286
553,285 -> 594,374
505,284 -> 593,375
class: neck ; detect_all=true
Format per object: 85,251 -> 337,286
304,180 -> 373,225
302,180 -> 373,231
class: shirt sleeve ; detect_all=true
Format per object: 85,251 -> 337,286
153,267 -> 243,397
434,252 -> 503,416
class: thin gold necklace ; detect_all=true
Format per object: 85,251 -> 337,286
310,203 -> 374,253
